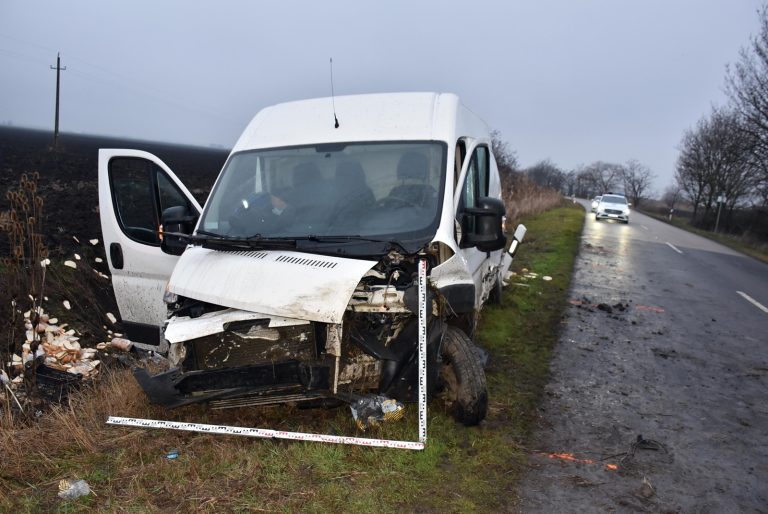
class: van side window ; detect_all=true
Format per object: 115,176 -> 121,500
109,158 -> 192,246
157,172 -> 192,214
457,146 -> 490,234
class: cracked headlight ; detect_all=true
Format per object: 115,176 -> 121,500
163,281 -> 178,304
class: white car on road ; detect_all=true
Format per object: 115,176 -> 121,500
595,194 -> 630,223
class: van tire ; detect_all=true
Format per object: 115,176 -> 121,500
439,326 -> 488,426
487,276 -> 503,305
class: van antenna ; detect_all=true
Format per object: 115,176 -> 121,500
330,58 -> 340,129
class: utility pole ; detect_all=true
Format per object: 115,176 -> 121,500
50,52 -> 66,150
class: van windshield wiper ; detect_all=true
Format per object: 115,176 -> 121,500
192,231 -> 297,250
296,235 -> 408,251
296,234 -> 396,244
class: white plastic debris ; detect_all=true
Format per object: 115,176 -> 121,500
542,276 -> 553,281
89,238 -> 99,245
58,479 -> 91,500
106,312 -> 117,324
40,258 -> 51,267
72,236 -> 81,244
63,300 -> 71,310
74,253 -> 81,260
95,257 -> 103,263
110,338 -> 132,351
64,260 -> 77,269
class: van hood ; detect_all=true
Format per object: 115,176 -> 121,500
168,247 -> 377,324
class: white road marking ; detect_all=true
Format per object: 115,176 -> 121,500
666,242 -> 683,254
737,291 -> 768,314
641,225 -> 649,231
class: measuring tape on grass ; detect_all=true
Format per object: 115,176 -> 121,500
107,259 -> 430,451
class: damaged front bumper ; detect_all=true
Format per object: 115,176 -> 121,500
134,273 -> 442,410
133,360 -> 332,409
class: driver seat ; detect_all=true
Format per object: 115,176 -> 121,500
388,152 -> 437,207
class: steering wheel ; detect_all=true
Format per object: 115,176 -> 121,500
376,195 -> 419,209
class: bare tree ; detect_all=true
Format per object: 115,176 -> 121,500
490,130 -> 519,176
662,184 -> 683,210
622,159 -> 655,206
563,170 -> 578,196
583,161 -> 623,195
675,107 -> 755,224
726,4 -> 768,205
524,159 -> 566,192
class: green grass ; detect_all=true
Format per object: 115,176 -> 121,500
640,210 -> 768,264
1,203 -> 585,512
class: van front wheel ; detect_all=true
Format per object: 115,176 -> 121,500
438,326 -> 488,426
487,276 -> 503,305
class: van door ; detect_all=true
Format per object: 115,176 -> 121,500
455,142 -> 498,307
98,149 -> 202,349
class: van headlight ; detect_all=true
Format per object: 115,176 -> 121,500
163,281 -> 178,304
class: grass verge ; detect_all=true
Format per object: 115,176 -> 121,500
639,210 -> 768,264
0,203 -> 584,513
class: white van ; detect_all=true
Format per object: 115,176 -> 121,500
98,92 -> 525,425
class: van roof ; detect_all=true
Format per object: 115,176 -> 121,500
232,92 -> 490,152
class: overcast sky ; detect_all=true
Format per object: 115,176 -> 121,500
0,0 -> 763,193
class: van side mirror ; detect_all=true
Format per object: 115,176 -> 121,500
161,205 -> 198,256
461,197 -> 507,252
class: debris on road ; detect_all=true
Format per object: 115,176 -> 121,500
651,348 -> 677,360
597,303 -> 613,314
537,451 -> 618,472
638,476 -> 655,499
636,305 -> 665,313
604,434 -> 668,466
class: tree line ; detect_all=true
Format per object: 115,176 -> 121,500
509,158 -> 655,207
674,4 -> 768,232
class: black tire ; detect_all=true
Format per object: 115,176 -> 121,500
487,275 -> 503,305
438,326 -> 488,426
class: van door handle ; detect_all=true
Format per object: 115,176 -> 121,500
110,242 -> 124,270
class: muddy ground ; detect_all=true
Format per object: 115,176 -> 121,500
0,126 -> 227,254
517,203 -> 768,513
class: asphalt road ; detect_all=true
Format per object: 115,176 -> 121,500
517,201 -> 768,513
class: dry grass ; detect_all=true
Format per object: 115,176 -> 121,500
0,365 -> 447,512
502,172 -> 563,225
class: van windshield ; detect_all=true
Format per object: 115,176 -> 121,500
198,141 -> 446,245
